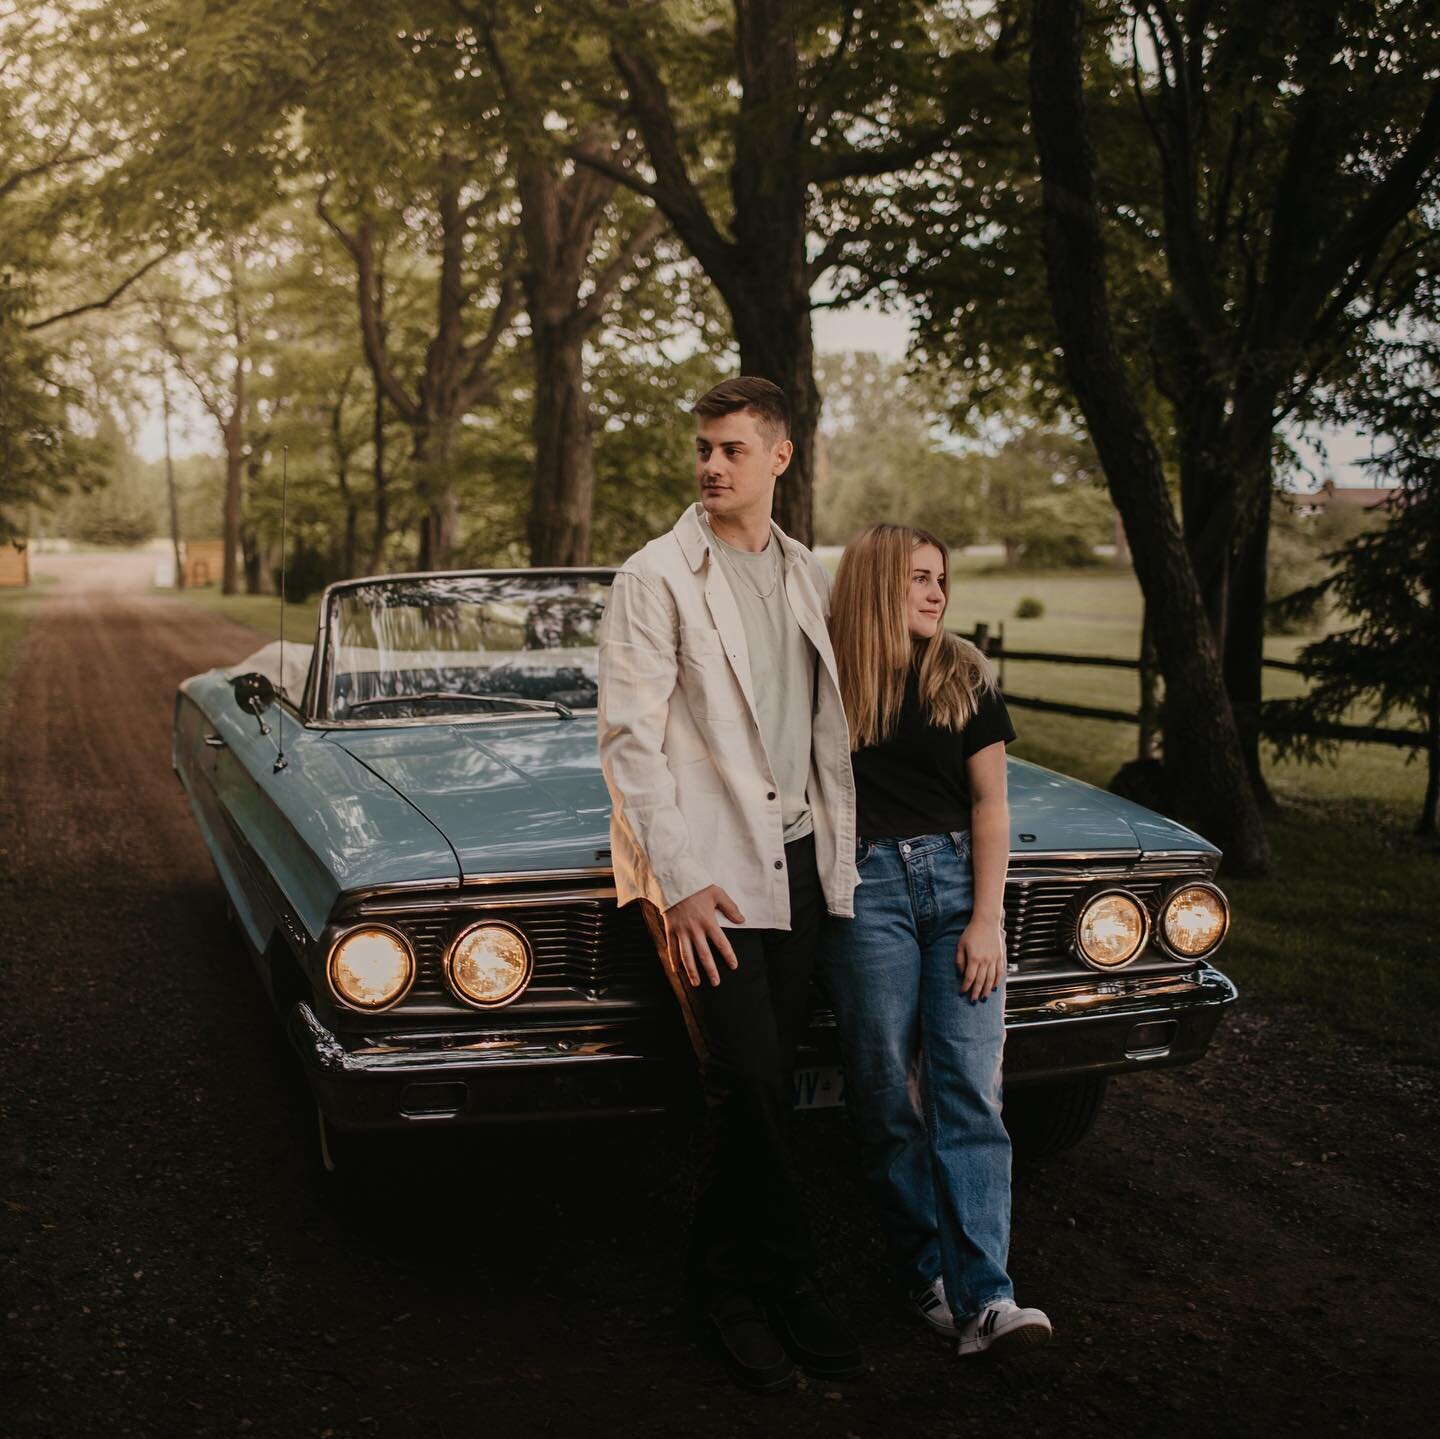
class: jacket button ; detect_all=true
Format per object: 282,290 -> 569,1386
774,860 -> 784,870
767,791 -> 776,801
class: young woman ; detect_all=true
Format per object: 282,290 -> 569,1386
824,523 -> 1051,1358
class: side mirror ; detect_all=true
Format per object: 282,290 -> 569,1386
231,672 -> 277,734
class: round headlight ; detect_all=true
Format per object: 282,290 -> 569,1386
1074,889 -> 1149,970
1160,883 -> 1229,959
446,920 -> 533,1008
328,924 -> 415,1011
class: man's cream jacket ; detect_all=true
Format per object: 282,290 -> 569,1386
597,504 -> 859,929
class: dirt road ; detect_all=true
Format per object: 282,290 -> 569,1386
2,557 -> 1437,1437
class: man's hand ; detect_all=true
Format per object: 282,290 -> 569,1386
956,916 -> 1006,1003
665,886 -> 746,987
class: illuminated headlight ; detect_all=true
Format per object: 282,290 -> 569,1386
1073,889 -> 1149,970
1160,883 -> 1229,960
446,921 -> 533,1009
328,925 -> 415,1011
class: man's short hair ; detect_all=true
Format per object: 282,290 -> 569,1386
693,376 -> 791,444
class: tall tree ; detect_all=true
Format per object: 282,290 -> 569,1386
467,1 -> 668,565
1029,0 -> 1271,872
894,0 -> 1440,807
152,239 -> 262,594
580,0 -> 973,544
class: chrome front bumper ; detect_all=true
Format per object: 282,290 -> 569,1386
289,1002 -> 682,1131
998,964 -> 1238,1085
291,963 -> 1238,1130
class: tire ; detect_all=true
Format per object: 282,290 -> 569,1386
1003,1075 -> 1109,1159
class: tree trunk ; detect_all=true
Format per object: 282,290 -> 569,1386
730,290 -> 817,545
528,322 -> 595,564
1420,684 -> 1439,838
1138,602 -> 1161,761
222,434 -> 243,596
1224,476 -> 1276,810
369,382 -> 388,575
160,362 -> 183,590
1030,0 -> 1271,874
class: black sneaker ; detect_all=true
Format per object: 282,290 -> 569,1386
766,1280 -> 865,1380
706,1294 -> 796,1393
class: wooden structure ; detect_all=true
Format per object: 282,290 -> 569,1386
182,539 -> 226,589
0,542 -> 28,588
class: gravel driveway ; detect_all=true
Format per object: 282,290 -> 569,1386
2,556 -> 1436,1437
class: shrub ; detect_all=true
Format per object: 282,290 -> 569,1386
1014,595 -> 1045,619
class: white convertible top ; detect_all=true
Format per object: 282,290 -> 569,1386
224,641 -> 313,701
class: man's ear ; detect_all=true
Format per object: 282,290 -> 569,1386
772,438 -> 794,476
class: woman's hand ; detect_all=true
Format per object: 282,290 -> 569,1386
955,916 -> 1006,1003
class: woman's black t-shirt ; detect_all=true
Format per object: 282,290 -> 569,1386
852,667 -> 1016,839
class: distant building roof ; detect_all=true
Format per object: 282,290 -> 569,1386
1312,478 -> 1399,511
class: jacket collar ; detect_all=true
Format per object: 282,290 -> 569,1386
673,501 -> 805,572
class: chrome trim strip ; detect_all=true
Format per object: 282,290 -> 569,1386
1011,849 -> 1143,862
316,707 -> 595,733
460,866 -> 614,887
338,867 -> 615,918
357,886 -> 620,919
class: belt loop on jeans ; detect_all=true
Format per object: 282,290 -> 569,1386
950,829 -> 971,858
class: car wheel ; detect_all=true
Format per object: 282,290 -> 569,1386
1003,1076 -> 1109,1159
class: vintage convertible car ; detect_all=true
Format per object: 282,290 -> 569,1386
172,568 -> 1236,1167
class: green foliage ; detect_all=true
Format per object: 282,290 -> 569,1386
0,303 -> 109,541
1266,490 -> 1384,635
1266,481 -> 1439,820
1014,595 -> 1044,619
815,352 -> 980,547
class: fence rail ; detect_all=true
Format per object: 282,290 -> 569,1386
965,630 -> 1425,751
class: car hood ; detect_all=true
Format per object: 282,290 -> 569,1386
330,722 -> 1214,877
1006,758 -> 1215,859
328,718 -> 615,877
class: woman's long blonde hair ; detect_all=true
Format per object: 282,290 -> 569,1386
830,523 -> 997,750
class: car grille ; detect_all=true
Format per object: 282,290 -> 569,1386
349,854 -> 1215,1018
395,898 -> 665,1007
1003,855 -> 1214,974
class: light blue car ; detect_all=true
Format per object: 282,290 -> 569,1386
172,569 -> 1236,1167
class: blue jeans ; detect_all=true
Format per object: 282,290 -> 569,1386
822,831 -> 1014,1319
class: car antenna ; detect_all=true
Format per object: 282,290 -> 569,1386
273,444 -> 289,774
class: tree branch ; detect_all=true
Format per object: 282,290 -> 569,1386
317,191 -> 420,425
806,128 -> 951,185
578,210 -> 666,326
606,42 -> 734,278
26,252 -> 169,331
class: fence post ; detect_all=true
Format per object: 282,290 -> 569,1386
1137,602 -> 1161,761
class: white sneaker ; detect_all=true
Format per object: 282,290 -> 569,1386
908,1275 -> 959,1337
956,1298 -> 1052,1357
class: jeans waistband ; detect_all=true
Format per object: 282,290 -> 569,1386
863,830 -> 969,857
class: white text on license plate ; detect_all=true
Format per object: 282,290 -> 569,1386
793,1064 -> 846,1110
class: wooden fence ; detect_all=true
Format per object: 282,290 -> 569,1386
965,626 -> 1426,752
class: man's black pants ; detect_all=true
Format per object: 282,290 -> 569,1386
653,832 -> 824,1308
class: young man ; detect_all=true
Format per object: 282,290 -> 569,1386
597,377 -> 862,1392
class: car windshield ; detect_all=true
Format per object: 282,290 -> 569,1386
321,573 -> 614,723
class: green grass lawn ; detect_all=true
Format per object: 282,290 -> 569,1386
963,565 -> 1438,1064
161,585 -> 322,645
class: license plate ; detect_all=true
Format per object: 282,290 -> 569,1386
792,1064 -> 846,1110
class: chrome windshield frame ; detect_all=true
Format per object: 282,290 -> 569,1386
307,566 -> 618,728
